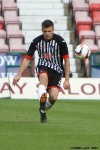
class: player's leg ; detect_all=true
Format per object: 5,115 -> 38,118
46,87 -> 60,110
37,66 -> 49,123
38,72 -> 48,109
45,70 -> 61,110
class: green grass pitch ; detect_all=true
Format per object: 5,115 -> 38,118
0,99 -> 100,150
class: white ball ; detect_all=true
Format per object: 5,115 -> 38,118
74,44 -> 91,60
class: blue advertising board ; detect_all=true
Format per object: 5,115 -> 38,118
0,53 -> 27,78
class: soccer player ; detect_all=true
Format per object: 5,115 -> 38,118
13,19 -> 70,123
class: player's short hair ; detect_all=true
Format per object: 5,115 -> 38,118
42,20 -> 54,28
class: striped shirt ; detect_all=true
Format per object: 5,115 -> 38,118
26,33 -> 69,75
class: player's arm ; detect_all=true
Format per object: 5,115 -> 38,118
13,40 -> 36,86
13,58 -> 30,86
60,38 -> 70,89
64,58 -> 70,81
63,58 -> 70,90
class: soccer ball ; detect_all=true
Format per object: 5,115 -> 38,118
74,44 -> 91,60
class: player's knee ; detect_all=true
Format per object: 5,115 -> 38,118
49,94 -> 57,104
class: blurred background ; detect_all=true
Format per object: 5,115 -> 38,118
0,0 -> 100,78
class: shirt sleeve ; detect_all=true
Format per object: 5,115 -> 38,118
59,37 -> 69,59
25,40 -> 36,59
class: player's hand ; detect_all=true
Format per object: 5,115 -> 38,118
12,76 -> 20,86
63,80 -> 70,90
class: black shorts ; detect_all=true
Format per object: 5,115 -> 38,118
36,66 -> 61,89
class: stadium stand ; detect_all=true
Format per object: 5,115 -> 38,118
1,0 -> 99,78
2,1 -> 18,18
5,16 -> 21,31
0,29 -> 6,44
79,30 -> 95,45
7,30 -> 23,45
0,16 -> 4,29
71,0 -> 100,77
9,44 -> 26,52
76,16 -> 92,34
17,0 -> 85,77
0,0 -> 27,78
0,43 -> 9,53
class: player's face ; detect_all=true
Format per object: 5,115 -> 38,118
42,26 -> 54,41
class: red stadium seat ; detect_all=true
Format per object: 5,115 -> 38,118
89,3 -> 100,22
76,16 -> 92,34
0,16 -> 4,30
91,11 -> 100,20
79,30 -> 95,45
90,3 -> 100,12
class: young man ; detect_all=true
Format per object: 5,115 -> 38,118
13,19 -> 70,123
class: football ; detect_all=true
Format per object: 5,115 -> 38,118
74,44 -> 91,60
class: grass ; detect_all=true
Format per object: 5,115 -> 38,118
0,99 -> 100,150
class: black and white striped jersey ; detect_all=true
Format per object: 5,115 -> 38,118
26,33 -> 69,75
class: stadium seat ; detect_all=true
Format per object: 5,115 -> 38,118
73,2 -> 89,12
5,16 -> 21,31
0,44 -> 9,53
90,3 -> 100,12
93,17 -> 100,29
88,0 -> 100,4
0,16 -> 4,30
94,24 -> 100,33
97,43 -> 100,51
79,30 -> 95,45
9,44 -> 26,52
0,4 -> 1,15
93,24 -> 100,50
72,1 -> 89,20
7,30 -> 23,45
2,2 -> 18,18
88,44 -> 98,52
95,30 -> 100,49
91,11 -> 100,21
75,16 -> 92,34
89,2 -> 100,21
2,0 -> 15,3
0,30 -> 6,44
75,11 -> 88,20
72,0 -> 85,6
